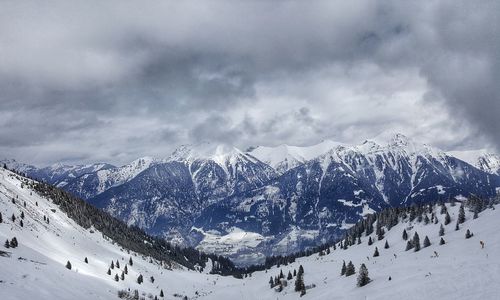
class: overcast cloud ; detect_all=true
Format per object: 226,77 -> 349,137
0,0 -> 499,165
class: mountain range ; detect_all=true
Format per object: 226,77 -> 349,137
3,133 -> 500,264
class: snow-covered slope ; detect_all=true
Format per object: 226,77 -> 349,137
1,167 -> 499,299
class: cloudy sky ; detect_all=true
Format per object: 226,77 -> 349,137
1,1 -> 499,166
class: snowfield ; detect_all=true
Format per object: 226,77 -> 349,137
1,167 -> 500,299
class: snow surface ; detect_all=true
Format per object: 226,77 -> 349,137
1,168 -> 500,299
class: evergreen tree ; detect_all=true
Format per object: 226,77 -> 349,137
423,236 -> 431,248
160,289 -> 164,297
384,240 -> 389,249
357,237 -> 361,244
402,229 -> 408,240
357,264 -> 370,287
368,237 -> 373,246
458,205 -> 466,224
114,274 -> 119,281
269,276 -> 274,288
413,232 -> 421,252
111,260 -> 114,269
4,239 -> 10,248
124,265 -> 128,274
84,257 -> 88,264
279,269 -> 284,279
116,260 -> 120,268
150,276 -> 155,283
405,240 -> 413,251
19,220 -> 23,227
0,212 -> 2,223
10,237 -> 18,248
120,271 -> 125,281
298,265 -> 304,275
20,211 -> 24,219
129,257 -> 133,266
455,220 -> 460,231
293,269 -> 297,276
287,271 -> 293,280
465,229 -> 473,239
444,212 -> 451,225
11,213 -> 15,222
66,261 -> 72,270
137,274 -> 143,284
439,237 -> 445,245
373,247 -> 379,257
107,268 -> 111,275
341,261 -> 346,276
439,224 -> 445,236
345,261 -> 355,276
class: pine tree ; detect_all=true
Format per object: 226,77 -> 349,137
368,237 -> 373,246
19,220 -> 23,227
298,265 -> 304,275
269,276 -> 274,288
124,265 -> 128,274
129,257 -> 133,266
160,289 -> 164,297
341,261 -> 346,276
20,211 -> 24,219
4,239 -> 10,248
107,268 -> 111,275
402,229 -> 408,240
84,257 -> 88,264
439,237 -> 445,245
444,212 -> 451,225
293,269 -> 297,277
455,220 -> 460,231
413,232 -> 421,252
150,276 -> 155,283
465,229 -> 473,239
137,274 -> 143,284
11,213 -> 15,222
10,237 -> 18,248
114,274 -> 119,281
116,260 -> 120,268
111,260 -> 114,269
439,224 -> 445,236
279,269 -> 284,279
384,240 -> 389,249
66,261 -> 72,270
287,271 -> 293,280
373,247 -> 379,257
357,264 -> 370,287
423,236 -> 431,248
345,261 -> 355,276
0,212 -> 3,223
458,205 -> 465,224
405,240 -> 413,251
120,271 -> 125,281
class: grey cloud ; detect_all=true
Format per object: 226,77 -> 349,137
0,0 -> 498,165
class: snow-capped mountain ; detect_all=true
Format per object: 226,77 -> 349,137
193,134 -> 499,263
2,166 -> 500,299
63,156 -> 160,200
248,140 -> 343,174
4,134 -> 500,263
447,150 -> 500,176
87,144 -> 277,244
0,159 -> 114,187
